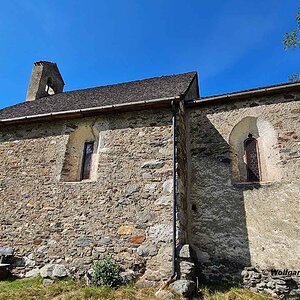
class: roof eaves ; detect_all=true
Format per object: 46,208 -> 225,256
187,81 -> 300,107
0,95 -> 181,126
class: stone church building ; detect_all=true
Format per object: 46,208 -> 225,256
0,61 -> 299,297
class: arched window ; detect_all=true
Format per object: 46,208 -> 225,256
244,134 -> 260,182
229,117 -> 281,184
61,125 -> 99,182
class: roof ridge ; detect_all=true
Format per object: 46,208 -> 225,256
60,71 -> 197,96
0,71 -> 197,121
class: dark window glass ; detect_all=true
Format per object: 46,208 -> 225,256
81,142 -> 94,180
244,135 -> 260,182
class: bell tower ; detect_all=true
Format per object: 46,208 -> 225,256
26,61 -> 65,101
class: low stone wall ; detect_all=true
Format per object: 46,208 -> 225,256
242,267 -> 300,298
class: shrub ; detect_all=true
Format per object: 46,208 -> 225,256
92,258 -> 122,287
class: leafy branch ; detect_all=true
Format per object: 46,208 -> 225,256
283,7 -> 300,81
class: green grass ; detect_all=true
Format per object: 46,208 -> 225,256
0,277 -> 75,300
201,286 -> 277,300
0,277 -> 288,300
0,277 -> 179,300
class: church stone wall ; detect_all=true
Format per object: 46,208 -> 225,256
0,109 -> 174,284
188,93 -> 300,285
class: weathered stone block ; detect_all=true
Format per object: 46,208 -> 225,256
120,270 -> 135,284
137,244 -> 158,257
75,238 -> 91,247
25,268 -> 40,278
148,224 -> 172,243
23,256 -> 36,267
142,160 -> 164,169
178,244 -> 192,260
155,290 -> 175,299
99,237 -> 111,245
0,247 -> 14,256
37,245 -> 48,254
162,179 -> 173,194
52,264 -> 68,278
170,279 -> 196,297
117,225 -> 134,235
130,235 -> 146,244
179,261 -> 195,279
40,264 -> 55,278
126,184 -> 140,194
156,195 -> 172,206
43,278 -> 54,285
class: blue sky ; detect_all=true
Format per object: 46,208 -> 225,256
0,0 -> 299,109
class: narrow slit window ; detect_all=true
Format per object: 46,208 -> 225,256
81,142 -> 94,180
244,134 -> 260,182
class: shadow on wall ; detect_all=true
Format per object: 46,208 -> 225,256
188,114 -> 255,283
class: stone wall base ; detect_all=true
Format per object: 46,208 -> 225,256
242,267 -> 300,298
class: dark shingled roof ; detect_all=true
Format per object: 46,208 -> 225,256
187,80 -> 300,107
199,80 -> 300,100
0,71 -> 197,120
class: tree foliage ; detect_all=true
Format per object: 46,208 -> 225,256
283,6 -> 300,82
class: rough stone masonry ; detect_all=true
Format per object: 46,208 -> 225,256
0,61 -> 299,298
0,111 -> 175,286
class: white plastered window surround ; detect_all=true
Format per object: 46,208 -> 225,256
61,124 -> 100,182
229,116 -> 281,184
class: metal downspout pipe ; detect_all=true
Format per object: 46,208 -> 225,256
171,100 -> 177,279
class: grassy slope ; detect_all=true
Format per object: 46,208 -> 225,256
0,277 -> 279,300
201,287 -> 277,300
0,277 -> 178,300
